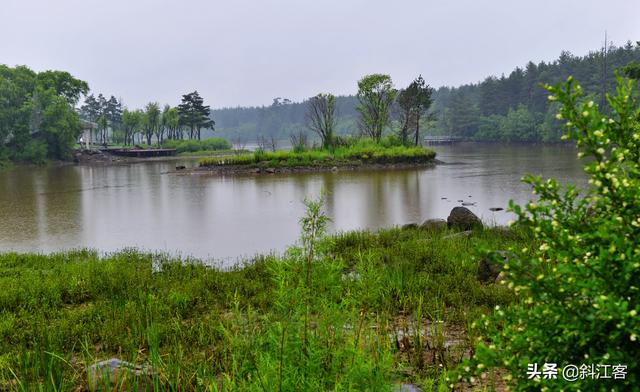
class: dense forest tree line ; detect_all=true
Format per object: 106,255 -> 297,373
431,40 -> 640,141
3,42 -> 639,164
0,65 -> 88,163
212,41 -> 640,143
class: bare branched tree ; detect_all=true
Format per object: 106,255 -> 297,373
256,135 -> 268,151
268,136 -> 278,152
289,131 -> 308,152
231,135 -> 247,154
305,93 -> 336,148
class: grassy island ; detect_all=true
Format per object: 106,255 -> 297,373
199,138 -> 436,170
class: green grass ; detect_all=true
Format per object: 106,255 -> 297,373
0,226 -> 530,390
200,139 -> 436,168
162,138 -> 232,154
177,149 -> 236,157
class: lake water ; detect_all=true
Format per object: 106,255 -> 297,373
0,143 -> 587,262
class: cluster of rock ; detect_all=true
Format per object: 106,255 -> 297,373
403,206 -> 511,285
403,206 -> 483,232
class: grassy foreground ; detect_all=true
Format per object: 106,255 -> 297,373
0,222 -> 530,391
200,140 -> 436,168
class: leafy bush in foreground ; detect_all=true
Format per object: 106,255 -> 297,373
466,76 -> 640,390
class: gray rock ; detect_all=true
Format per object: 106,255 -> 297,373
420,218 -> 447,231
447,206 -> 483,230
265,167 -> 276,174
331,166 -> 338,172
477,250 -> 510,283
489,207 -> 504,212
393,384 -> 423,392
87,358 -> 152,391
342,271 -> 361,281
402,223 -> 418,230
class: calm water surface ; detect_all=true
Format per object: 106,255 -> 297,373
0,143 -> 587,262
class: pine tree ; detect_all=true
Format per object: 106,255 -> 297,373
396,75 -> 434,145
177,91 -> 215,140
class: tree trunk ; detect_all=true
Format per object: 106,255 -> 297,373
414,114 -> 420,146
400,113 -> 410,145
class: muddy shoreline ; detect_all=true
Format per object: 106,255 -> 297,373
171,160 -> 439,176
74,149 -> 208,166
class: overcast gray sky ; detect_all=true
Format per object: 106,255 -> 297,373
2,0 -> 639,109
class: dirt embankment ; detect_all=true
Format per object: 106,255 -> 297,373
171,160 -> 438,176
74,149 -> 189,165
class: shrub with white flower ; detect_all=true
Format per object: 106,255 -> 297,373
460,75 -> 640,390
